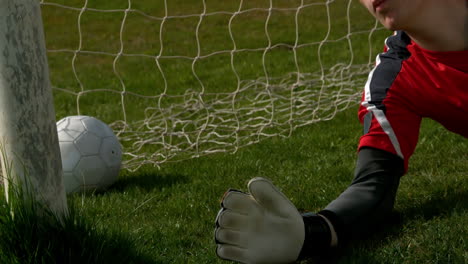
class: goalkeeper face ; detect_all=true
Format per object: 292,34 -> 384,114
359,0 -> 466,51
359,0 -> 460,31
359,0 -> 420,30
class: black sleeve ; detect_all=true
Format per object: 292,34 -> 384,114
297,147 -> 404,259
319,147 -> 404,245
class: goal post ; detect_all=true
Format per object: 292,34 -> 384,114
0,0 -> 67,216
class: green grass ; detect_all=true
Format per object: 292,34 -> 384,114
0,0 -> 466,263
0,181 -> 154,263
85,110 -> 467,264
1,108 -> 466,263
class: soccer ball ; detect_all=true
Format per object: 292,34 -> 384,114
56,115 -> 122,194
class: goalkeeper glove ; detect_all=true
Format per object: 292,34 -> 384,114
215,177 -> 304,263
215,177 -> 335,264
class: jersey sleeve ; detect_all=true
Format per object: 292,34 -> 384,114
358,95 -> 421,172
358,31 -> 422,172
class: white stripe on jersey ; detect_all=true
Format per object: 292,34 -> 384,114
361,33 -> 404,160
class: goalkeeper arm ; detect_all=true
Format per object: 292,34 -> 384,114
214,147 -> 404,263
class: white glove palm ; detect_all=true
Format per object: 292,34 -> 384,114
215,177 -> 304,264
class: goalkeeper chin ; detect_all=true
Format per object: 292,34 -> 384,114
214,0 -> 468,263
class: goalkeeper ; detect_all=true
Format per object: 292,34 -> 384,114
214,0 -> 468,263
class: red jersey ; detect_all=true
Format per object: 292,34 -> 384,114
358,31 -> 468,171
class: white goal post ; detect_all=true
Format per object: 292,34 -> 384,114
0,0 -> 67,215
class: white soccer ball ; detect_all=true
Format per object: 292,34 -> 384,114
56,115 -> 122,194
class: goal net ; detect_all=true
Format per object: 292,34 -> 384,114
39,0 -> 387,171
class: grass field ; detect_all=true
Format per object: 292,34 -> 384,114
0,0 -> 467,263
75,110 -> 468,264
1,109 -> 466,263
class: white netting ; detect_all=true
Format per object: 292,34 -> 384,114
39,0 -> 386,171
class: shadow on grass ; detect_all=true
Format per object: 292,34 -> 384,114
304,189 -> 468,264
0,189 -> 162,264
110,170 -> 190,193
398,189 -> 468,220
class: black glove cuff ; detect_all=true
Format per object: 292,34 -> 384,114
297,212 -> 331,260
